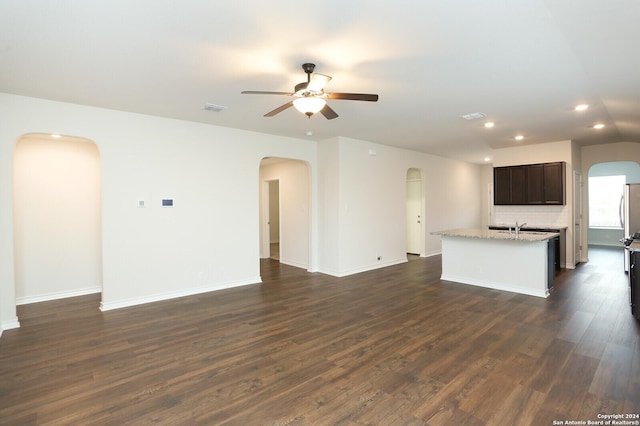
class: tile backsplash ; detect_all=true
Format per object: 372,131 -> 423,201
493,205 -> 569,228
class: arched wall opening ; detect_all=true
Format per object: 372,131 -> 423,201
13,133 -> 102,306
586,161 -> 640,249
259,157 -> 311,271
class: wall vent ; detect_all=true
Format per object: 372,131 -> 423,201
460,112 -> 486,120
203,103 -> 228,112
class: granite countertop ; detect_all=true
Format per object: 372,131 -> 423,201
490,224 -> 568,231
433,228 -> 560,242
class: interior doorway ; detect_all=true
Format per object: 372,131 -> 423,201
586,161 -> 640,252
406,168 -> 424,256
259,158 -> 310,270
13,133 -> 102,305
267,180 -> 280,260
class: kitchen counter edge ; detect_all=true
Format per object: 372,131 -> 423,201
433,228 -> 560,242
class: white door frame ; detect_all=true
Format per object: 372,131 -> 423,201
574,171 -> 582,265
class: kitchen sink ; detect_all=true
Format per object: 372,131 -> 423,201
495,230 -> 550,235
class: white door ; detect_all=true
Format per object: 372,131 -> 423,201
406,178 -> 422,254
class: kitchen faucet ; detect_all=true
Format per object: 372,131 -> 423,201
515,221 -> 527,237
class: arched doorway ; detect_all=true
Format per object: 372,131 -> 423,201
406,168 -> 424,256
259,157 -> 310,270
13,133 -> 102,305
587,161 -> 640,248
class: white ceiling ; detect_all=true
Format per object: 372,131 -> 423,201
1,1 -> 639,164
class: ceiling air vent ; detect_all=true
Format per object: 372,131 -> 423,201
460,112 -> 486,120
203,103 -> 228,112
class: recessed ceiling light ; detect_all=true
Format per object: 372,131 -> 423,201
305,131 -> 313,136
593,123 -> 605,129
515,135 -> 524,141
575,104 -> 589,111
51,134 -> 61,138
484,122 -> 495,128
460,112 -> 486,120
484,156 -> 491,162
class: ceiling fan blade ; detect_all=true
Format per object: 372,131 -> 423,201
307,73 -> 332,92
320,104 -> 339,120
327,92 -> 379,102
241,90 -> 293,96
264,101 -> 294,117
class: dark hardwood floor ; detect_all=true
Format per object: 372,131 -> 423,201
1,247 -> 638,425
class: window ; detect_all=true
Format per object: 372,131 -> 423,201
588,175 -> 625,228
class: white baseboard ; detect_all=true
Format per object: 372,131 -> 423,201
421,250 -> 442,258
319,258 -> 408,278
1,317 -> 21,336
99,277 -> 262,312
279,258 -> 309,270
16,286 -> 102,305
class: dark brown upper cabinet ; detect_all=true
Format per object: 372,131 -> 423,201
494,162 -> 565,205
526,164 -> 545,204
542,162 -> 565,204
493,167 -> 511,205
510,166 -> 528,205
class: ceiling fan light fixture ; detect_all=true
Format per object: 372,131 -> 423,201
293,97 -> 326,116
242,63 -> 377,120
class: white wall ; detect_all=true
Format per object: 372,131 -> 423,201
589,160 -> 640,182
0,93 -> 318,326
0,92 -> 483,334
260,159 -> 310,269
317,138 -> 341,274
319,136 -> 482,276
13,134 -> 102,303
588,228 -> 624,247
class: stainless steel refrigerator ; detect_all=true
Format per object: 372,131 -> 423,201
621,183 -> 640,272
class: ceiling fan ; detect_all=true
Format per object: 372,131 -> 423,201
241,63 -> 379,119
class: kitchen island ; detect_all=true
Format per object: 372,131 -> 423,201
433,228 -> 559,298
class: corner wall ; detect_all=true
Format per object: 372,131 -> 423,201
318,136 -> 483,276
